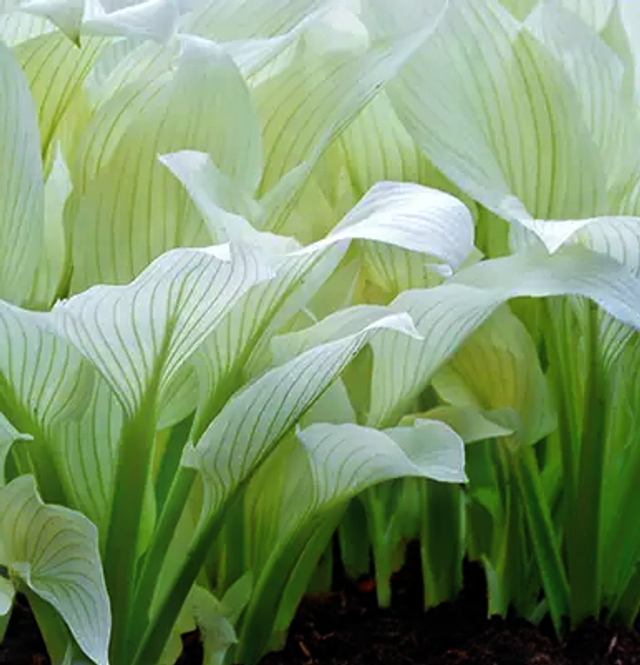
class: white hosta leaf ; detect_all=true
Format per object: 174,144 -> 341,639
53,244 -> 274,417
298,419 -> 465,511
329,182 -> 474,272
403,405 -> 514,443
432,307 -> 556,446
515,215 -> 640,275
26,145 -> 71,308
0,476 -> 110,665
184,181 -> 455,434
155,362 -> 197,430
179,0 -> 325,40
185,312 -> 421,517
253,11 -> 434,229
0,300 -> 94,435
496,0 -> 536,20
0,413 -> 32,485
524,2 -> 640,195
311,90 -> 476,288
15,32 -> 105,166
159,150 -> 266,238
0,40 -> 45,306
360,0 -> 447,38
0,576 -> 14,617
82,0 -> 179,41
272,305 -> 396,363
368,245 -> 640,427
189,586 -> 237,665
189,241 -> 346,436
557,0 -> 614,31
20,0 -> 84,44
70,35 -> 262,291
50,376 -> 122,540
384,0 -> 606,222
220,16 -> 310,81
0,11 -> 53,45
616,0 -> 640,102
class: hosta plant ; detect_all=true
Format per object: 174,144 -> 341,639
3,2 -> 640,665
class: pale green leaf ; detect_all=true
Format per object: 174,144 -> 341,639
367,245 -> 640,427
20,0 -> 84,45
0,40 -> 45,306
69,35 -> 262,290
514,215 -> 640,276
400,405 -> 514,443
0,475 -> 110,665
185,181 -> 450,435
298,419 -> 466,511
252,9 -> 435,229
184,312 -> 421,517
432,307 -> 556,445
0,10 -> 53,45
384,0 -> 606,221
49,376 -> 122,541
158,150 -> 267,237
220,572 -> 253,624
82,0 -> 180,41
328,181 -> 474,272
53,244 -> 274,417
26,145 -> 70,308
556,0 -> 614,31
524,2 -> 640,199
0,576 -> 14,617
0,413 -> 32,485
0,299 -> 94,435
179,0 -> 325,40
14,32 -> 105,166
272,305 -> 397,363
190,586 -> 237,665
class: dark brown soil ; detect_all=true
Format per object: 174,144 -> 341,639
258,544 -> 640,665
3,543 -> 640,665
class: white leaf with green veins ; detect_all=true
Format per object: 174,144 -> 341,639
0,575 -> 14,618
556,0 -> 614,31
52,244 -> 274,417
514,214 -> 640,277
82,0 -> 180,41
272,305 -> 397,363
159,150 -> 267,237
49,376 -> 122,542
298,419 -> 466,511
0,40 -> 45,307
0,299 -> 95,435
179,0 -> 325,41
328,182 -> 473,272
0,10 -> 53,46
524,2 -> 640,195
402,405 -> 514,443
26,145 -> 71,308
19,0 -> 84,44
432,307 -> 556,446
0,413 -> 32,485
185,311 -> 421,518
15,32 -> 106,168
384,0 -> 606,222
367,245 -> 640,427
0,476 -> 110,665
179,180 -> 461,435
252,9 -> 435,229
189,586 -> 237,665
69,35 -> 262,291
